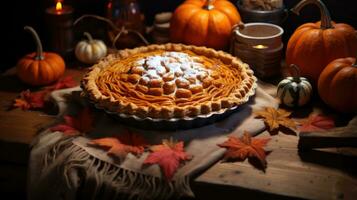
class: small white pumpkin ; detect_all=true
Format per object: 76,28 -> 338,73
75,32 -> 107,64
277,64 -> 312,107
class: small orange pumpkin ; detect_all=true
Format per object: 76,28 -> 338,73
17,26 -> 65,86
170,0 -> 241,50
318,57 -> 357,113
286,0 -> 357,84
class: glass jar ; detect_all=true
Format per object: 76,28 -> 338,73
106,0 -> 146,48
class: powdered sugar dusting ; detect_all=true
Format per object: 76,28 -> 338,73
134,52 -> 211,85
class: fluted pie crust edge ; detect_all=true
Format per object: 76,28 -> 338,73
81,43 -> 257,120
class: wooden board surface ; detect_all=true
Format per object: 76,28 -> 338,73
194,132 -> 357,200
0,68 -> 83,144
1,67 -> 357,199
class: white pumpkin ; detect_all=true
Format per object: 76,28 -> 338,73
277,64 -> 312,107
75,32 -> 107,64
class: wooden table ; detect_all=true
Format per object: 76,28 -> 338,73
1,67 -> 356,199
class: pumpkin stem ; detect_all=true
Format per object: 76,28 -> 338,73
291,0 -> 333,29
83,32 -> 94,43
24,26 -> 44,60
290,64 -> 301,82
203,0 -> 215,10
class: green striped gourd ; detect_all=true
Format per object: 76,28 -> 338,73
277,64 -> 312,107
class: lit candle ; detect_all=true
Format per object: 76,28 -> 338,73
45,0 -> 74,59
252,44 -> 268,50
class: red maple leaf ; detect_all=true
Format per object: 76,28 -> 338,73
299,114 -> 335,133
144,138 -> 191,181
13,90 -> 46,110
218,132 -> 271,171
90,131 -> 147,159
50,107 -> 94,136
45,76 -> 78,91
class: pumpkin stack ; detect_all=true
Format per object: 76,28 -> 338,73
286,0 -> 357,113
151,12 -> 172,44
286,0 -> 357,84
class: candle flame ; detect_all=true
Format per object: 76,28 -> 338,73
252,44 -> 268,49
56,1 -> 63,11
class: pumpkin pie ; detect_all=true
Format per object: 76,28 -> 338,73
81,44 -> 257,119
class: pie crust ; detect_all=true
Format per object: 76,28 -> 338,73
81,43 -> 257,119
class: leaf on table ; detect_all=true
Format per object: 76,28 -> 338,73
144,138 -> 192,181
299,113 -> 335,133
90,131 -> 147,160
255,107 -> 297,135
12,90 -> 46,110
50,107 -> 94,136
45,76 -> 78,91
218,131 -> 271,172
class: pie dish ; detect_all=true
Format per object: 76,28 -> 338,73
81,43 -> 257,120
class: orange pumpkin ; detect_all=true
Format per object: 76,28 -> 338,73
318,57 -> 357,113
17,26 -> 65,86
170,0 -> 241,50
286,0 -> 357,84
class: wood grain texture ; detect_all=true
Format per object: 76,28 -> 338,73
194,132 -> 357,200
299,116 -> 357,150
0,67 -> 84,144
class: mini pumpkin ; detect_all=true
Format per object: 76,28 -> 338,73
75,32 -> 107,64
170,0 -> 241,50
318,57 -> 357,113
277,64 -> 312,107
17,26 -> 65,86
286,0 -> 357,84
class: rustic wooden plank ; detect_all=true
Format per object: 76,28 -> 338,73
0,68 -> 83,145
299,116 -> 357,150
195,132 -> 357,200
195,162 -> 357,200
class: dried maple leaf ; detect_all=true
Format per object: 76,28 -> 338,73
255,107 -> 297,135
299,114 -> 335,133
90,131 -> 147,160
218,132 -> 271,171
50,107 -> 94,136
45,76 -> 78,91
144,138 -> 191,181
13,90 -> 46,110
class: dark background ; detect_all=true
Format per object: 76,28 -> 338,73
1,0 -> 357,72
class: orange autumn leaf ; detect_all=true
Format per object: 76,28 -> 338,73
218,132 -> 271,171
45,76 -> 78,91
255,107 -> 297,135
299,114 -> 335,133
144,138 -> 191,180
50,107 -> 94,136
90,131 -> 147,160
13,90 -> 46,110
